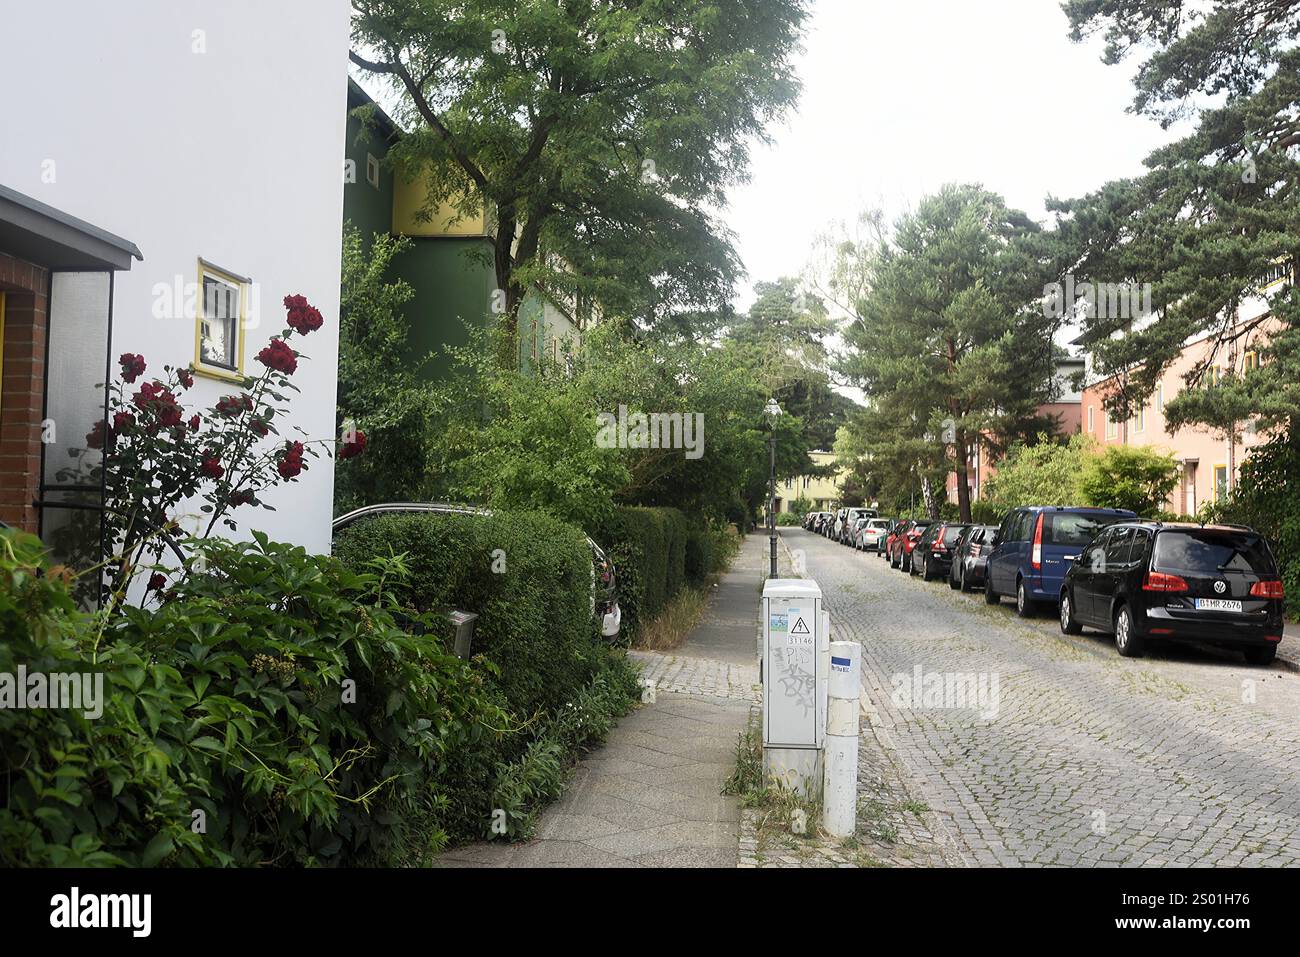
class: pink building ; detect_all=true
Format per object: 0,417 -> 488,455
1080,312 -> 1284,516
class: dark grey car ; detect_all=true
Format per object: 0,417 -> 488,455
949,524 -> 998,592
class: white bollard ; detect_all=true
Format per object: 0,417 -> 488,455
822,640 -> 860,839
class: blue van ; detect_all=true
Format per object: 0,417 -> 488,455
984,506 -> 1137,616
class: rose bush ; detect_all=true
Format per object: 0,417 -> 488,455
86,294 -> 364,610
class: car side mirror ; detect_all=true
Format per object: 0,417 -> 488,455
990,533 -> 1001,547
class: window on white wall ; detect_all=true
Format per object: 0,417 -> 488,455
195,259 -> 248,380
1155,383 -> 1164,412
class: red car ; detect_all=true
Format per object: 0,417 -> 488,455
885,520 -> 911,567
891,519 -> 933,573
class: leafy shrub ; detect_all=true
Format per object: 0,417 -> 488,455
969,498 -> 1003,524
489,649 -> 639,839
776,512 -> 802,526
1212,432 -> 1300,617
0,530 -> 198,866
331,510 -> 601,722
54,294 -> 360,607
1080,445 -> 1181,516
593,507 -> 692,639
0,530 -> 505,867
984,433 -> 1091,509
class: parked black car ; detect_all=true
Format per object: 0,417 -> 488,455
1059,521 -> 1285,664
914,522 -> 970,581
949,524 -> 998,592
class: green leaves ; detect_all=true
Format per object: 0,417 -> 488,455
353,0 -> 807,333
1053,0 -> 1300,431
1079,444 -> 1181,516
837,185 -> 1058,517
0,528 -> 508,868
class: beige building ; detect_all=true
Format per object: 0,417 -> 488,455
776,450 -> 847,512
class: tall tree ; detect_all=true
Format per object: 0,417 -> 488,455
1055,0 -> 1300,434
723,277 -> 852,460
838,185 -> 1057,521
350,0 -> 807,362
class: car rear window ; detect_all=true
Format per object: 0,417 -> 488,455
1044,512 -> 1125,547
1153,531 -> 1276,577
942,525 -> 967,544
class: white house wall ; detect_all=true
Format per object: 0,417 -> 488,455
0,0 -> 350,553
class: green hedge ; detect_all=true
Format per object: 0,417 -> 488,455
332,510 -> 601,721
0,531 -> 505,867
594,507 -> 737,638
1,523 -> 640,864
592,507 -> 679,638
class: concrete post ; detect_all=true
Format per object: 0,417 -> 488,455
823,640 -> 860,838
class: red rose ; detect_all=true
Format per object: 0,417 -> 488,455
339,429 -> 367,460
276,440 -> 305,480
251,418 -> 269,437
119,353 -> 146,383
229,489 -> 255,506
284,294 -> 324,336
133,381 -> 161,408
178,368 -> 194,389
147,572 -> 166,591
200,450 -> 224,479
216,394 -> 252,417
113,411 -> 135,431
189,414 -> 201,431
159,403 -> 184,428
256,338 -> 297,375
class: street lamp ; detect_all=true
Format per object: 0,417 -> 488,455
764,398 -> 782,577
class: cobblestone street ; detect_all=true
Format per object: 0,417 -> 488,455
783,527 -> 1300,867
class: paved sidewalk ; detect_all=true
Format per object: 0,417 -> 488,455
1279,622 -> 1300,672
434,532 -> 766,868
737,529 -> 965,868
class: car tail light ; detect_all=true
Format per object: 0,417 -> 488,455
1143,571 -> 1189,593
1250,580 -> 1285,599
1030,513 -> 1044,570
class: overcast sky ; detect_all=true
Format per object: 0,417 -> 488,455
726,0 -> 1190,314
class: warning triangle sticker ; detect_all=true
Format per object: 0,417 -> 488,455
791,616 -> 810,635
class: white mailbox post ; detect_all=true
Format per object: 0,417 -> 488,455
761,578 -> 824,796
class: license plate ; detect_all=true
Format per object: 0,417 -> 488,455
1195,598 -> 1243,612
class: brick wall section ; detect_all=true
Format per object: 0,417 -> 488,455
0,251 -> 50,532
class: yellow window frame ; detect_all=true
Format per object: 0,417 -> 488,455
193,259 -> 251,383
1244,350 -> 1259,373
1213,463 -> 1228,502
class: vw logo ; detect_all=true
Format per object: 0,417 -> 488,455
1213,580 -> 1227,594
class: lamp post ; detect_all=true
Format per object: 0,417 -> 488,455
764,398 -> 782,578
